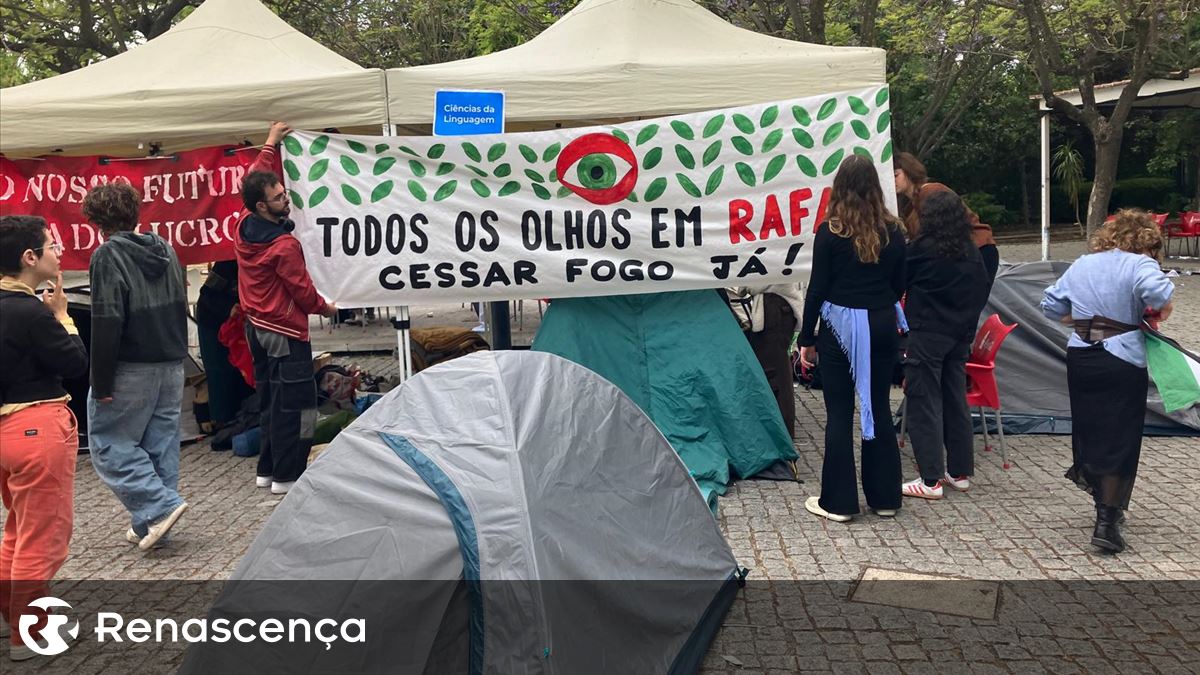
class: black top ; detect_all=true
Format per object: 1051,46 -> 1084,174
904,236 -> 991,341
196,260 -> 239,328
799,220 -> 906,346
0,287 -> 89,406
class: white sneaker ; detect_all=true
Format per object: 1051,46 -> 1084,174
270,481 -> 295,495
127,528 -> 165,548
140,503 -> 188,551
255,475 -> 272,488
902,478 -> 944,499
10,626 -> 77,661
873,509 -> 897,517
943,473 -> 970,491
805,496 -> 852,522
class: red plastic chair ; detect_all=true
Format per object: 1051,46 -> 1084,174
966,314 -> 1018,468
1166,212 -> 1200,257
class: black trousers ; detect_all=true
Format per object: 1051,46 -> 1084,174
247,327 -> 317,483
817,306 -> 902,515
903,331 -> 973,482
745,294 -> 797,440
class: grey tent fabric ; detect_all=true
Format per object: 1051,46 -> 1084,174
982,261 -> 1200,435
183,351 -> 740,674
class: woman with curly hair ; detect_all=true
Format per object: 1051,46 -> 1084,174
798,155 -> 907,522
899,190 -> 991,501
1041,210 -> 1175,553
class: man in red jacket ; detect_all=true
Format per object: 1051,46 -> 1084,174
236,122 -> 336,494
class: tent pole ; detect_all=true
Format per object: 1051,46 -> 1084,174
1040,112 -> 1050,262
382,121 -> 413,381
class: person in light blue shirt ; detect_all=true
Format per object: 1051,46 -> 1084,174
1041,210 -> 1175,554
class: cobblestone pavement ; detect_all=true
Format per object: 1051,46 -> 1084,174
8,235 -> 1200,673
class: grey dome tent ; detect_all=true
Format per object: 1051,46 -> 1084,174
182,351 -> 741,675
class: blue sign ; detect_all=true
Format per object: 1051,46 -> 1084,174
433,90 -> 505,136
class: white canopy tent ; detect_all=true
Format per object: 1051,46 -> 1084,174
386,0 -> 886,130
1037,69 -> 1200,260
0,0 -> 388,157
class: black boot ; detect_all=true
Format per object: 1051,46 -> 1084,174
1091,505 -> 1126,553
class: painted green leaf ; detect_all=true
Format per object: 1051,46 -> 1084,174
282,136 -> 303,156
702,140 -> 722,167
876,111 -> 892,133
347,140 -> 368,153
676,173 -> 701,199
817,99 -> 838,121
542,143 -> 561,162
761,129 -> 784,153
407,180 -> 427,202
549,169 -> 558,183
760,105 -> 779,128
636,125 -> 660,146
308,159 -> 329,181
372,157 -> 397,176
611,129 -> 630,144
642,147 -> 663,170
735,162 -> 756,187
308,186 -> 329,208
398,145 -> 419,156
434,180 -> 458,202
792,105 -> 811,127
848,97 -> 870,116
675,145 -> 696,170
532,184 -> 552,200
487,143 -> 506,162
704,166 -> 725,196
371,180 -> 394,203
557,185 -> 572,198
644,177 -> 668,202
703,114 -> 725,138
467,165 -> 488,178
436,162 -> 455,176
493,163 -> 512,178
731,136 -> 754,156
408,160 -> 427,177
796,155 -> 818,178
822,149 -> 846,176
792,129 -> 815,149
875,87 -> 890,106
519,145 -> 538,162
462,142 -> 482,162
732,114 -> 755,134
309,135 -> 330,155
471,179 -> 491,198
525,168 -> 545,183
427,144 -> 446,160
340,155 -> 361,176
374,143 -> 389,154
881,140 -> 894,162
851,120 -> 871,140
763,154 -> 787,183
288,189 -> 302,209
823,122 -> 845,146
626,192 -> 638,203
670,120 -> 695,141
341,184 -> 362,206
498,181 -> 520,197
852,147 -> 872,161
283,159 -> 300,182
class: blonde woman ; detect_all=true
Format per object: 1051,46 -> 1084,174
1041,210 -> 1175,553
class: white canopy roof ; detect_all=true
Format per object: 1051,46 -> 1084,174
1038,68 -> 1200,111
0,0 -> 388,157
386,0 -> 886,130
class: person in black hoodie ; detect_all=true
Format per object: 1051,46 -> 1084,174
0,215 -> 88,660
82,183 -> 190,551
899,190 -> 991,501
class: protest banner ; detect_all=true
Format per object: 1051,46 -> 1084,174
0,146 -> 275,269
287,85 -> 895,307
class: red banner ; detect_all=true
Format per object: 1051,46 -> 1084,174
0,145 -> 277,270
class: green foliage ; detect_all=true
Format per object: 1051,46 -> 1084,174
961,193 -> 1016,229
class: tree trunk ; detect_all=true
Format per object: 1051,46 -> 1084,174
1086,134 -> 1123,238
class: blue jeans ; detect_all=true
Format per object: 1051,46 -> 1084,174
88,361 -> 185,537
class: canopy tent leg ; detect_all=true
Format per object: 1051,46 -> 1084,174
1040,112 -> 1051,262
379,122 -> 414,381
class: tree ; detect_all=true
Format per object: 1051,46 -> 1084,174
1004,0 -> 1197,235
1053,141 -> 1087,234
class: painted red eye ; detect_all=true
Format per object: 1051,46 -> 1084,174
556,133 -> 638,205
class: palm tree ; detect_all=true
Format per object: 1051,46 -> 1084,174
1053,142 -> 1086,237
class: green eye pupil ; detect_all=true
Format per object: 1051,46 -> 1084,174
577,153 -> 618,190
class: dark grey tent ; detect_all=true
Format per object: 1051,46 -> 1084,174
984,261 -> 1200,435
